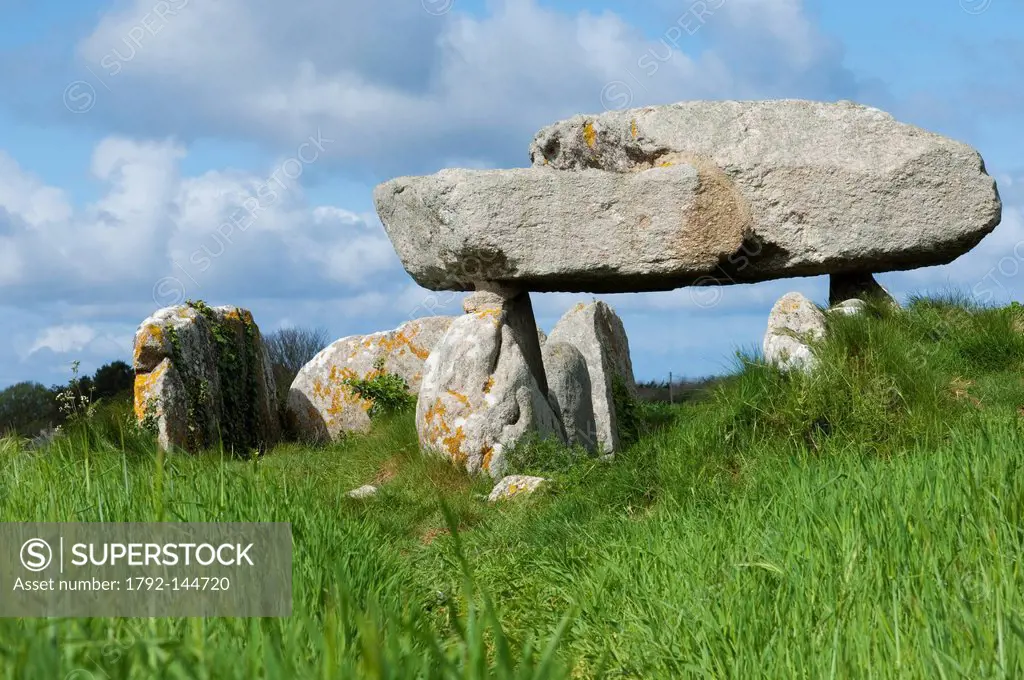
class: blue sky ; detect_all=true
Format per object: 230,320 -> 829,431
0,0 -> 1021,389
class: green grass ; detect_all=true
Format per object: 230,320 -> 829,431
2,296 -> 1024,678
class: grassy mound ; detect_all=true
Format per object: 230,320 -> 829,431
1,296 -> 1023,678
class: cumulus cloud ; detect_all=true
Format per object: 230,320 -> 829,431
27,325 -> 97,356
0,139 -> 182,298
58,0 -> 875,175
0,135 -> 402,307
0,132 -> 414,385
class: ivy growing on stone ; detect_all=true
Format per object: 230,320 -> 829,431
161,299 -> 267,456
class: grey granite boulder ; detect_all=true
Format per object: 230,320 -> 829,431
133,304 -> 280,453
763,292 -> 827,373
288,316 -> 453,442
488,475 -> 549,502
547,301 -> 635,454
542,341 -> 598,452
417,291 -> 564,479
375,100 -> 1000,293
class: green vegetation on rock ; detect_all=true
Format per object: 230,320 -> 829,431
343,357 -> 417,419
168,300 -> 267,455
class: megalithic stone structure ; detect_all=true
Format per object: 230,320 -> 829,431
373,99 -> 1003,474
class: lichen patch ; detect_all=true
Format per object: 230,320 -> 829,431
474,308 -> 503,327
133,362 -> 167,420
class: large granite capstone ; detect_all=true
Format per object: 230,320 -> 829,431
374,100 -> 1001,293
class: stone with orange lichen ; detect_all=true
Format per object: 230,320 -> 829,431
132,360 -> 166,420
287,316 -> 454,442
131,304 -> 280,453
488,475 -> 548,502
132,319 -> 177,373
416,306 -> 564,479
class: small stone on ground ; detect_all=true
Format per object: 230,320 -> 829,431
488,475 -> 548,502
346,484 -> 379,499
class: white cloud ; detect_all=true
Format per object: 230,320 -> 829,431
0,138 -> 182,292
71,0 -> 869,173
0,136 -> 402,306
28,325 -> 97,356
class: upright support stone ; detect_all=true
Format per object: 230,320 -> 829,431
418,286 -> 564,478
546,301 -> 636,455
472,284 -> 549,396
829,273 -> 897,306
542,341 -> 598,452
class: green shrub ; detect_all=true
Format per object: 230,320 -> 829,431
343,358 -> 416,418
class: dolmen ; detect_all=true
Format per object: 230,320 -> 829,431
374,99 -> 1001,475
376,100 -> 1000,293
130,100 -> 1002,475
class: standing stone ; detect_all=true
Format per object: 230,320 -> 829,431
829,272 -> 897,306
133,303 -> 280,453
468,285 -> 548,396
763,293 -> 827,373
417,291 -> 564,479
542,341 -> 598,452
288,316 -> 453,442
546,301 -> 636,454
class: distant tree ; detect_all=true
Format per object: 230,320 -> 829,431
0,382 -> 60,438
92,360 -> 134,399
262,327 -> 331,406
